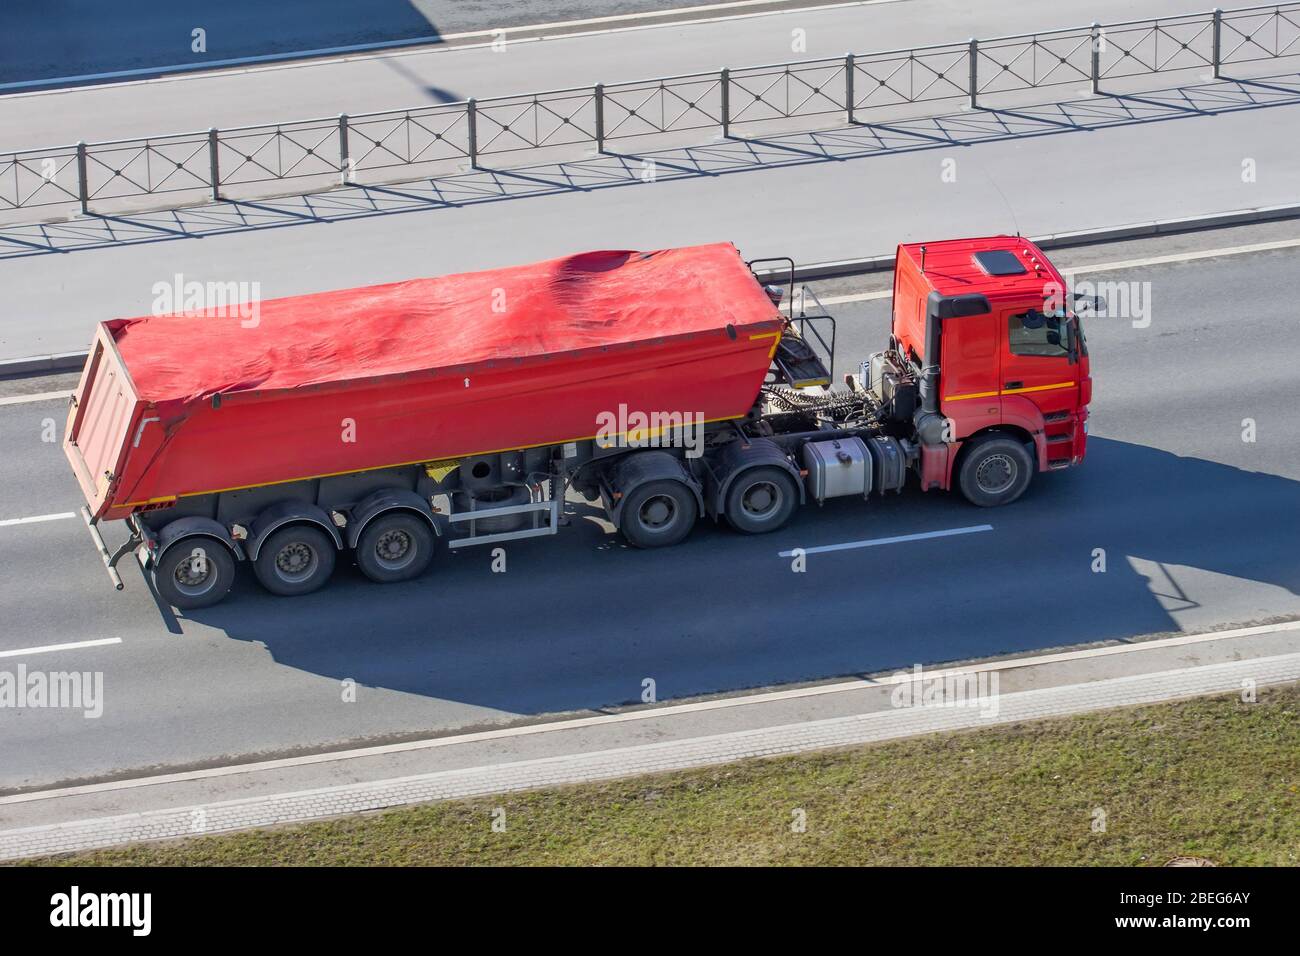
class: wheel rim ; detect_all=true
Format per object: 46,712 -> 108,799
274,540 -> 319,583
639,494 -> 677,531
173,549 -> 216,597
976,453 -> 1017,495
374,528 -> 415,571
740,479 -> 783,521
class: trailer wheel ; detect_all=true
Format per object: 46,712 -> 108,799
725,466 -> 799,534
153,538 -> 236,610
355,512 -> 436,584
619,480 -> 697,548
958,435 -> 1034,507
253,525 -> 336,596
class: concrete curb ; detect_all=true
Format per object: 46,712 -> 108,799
0,351 -> 91,379
5,200 -> 1300,380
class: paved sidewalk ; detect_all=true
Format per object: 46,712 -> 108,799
2,649 -> 1295,861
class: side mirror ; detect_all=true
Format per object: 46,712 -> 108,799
1073,292 -> 1106,313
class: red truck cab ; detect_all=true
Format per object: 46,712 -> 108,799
890,236 -> 1091,502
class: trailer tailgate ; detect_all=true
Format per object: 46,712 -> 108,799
64,324 -> 143,518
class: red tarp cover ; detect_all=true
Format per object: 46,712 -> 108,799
113,243 -> 778,403
73,243 -> 785,518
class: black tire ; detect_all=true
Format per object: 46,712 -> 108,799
618,479 -> 698,548
152,537 -> 236,610
355,512 -> 436,584
465,485 -> 531,535
253,524 -> 336,596
724,466 -> 800,534
958,435 -> 1034,507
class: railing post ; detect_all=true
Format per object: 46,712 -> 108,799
467,98 -> 478,168
1090,22 -> 1101,95
845,53 -> 856,124
968,38 -> 978,109
75,141 -> 89,215
207,128 -> 220,201
338,113 -> 350,185
1212,7 -> 1223,79
720,67 -> 731,137
594,83 -> 605,153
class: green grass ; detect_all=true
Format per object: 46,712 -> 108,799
26,685 -> 1300,866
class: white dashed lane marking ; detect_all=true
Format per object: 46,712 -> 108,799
0,638 -> 122,659
0,512 -> 76,527
778,523 -> 994,557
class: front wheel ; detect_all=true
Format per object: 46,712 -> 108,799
253,525 -> 337,596
152,537 -> 236,610
618,480 -> 698,548
958,435 -> 1034,507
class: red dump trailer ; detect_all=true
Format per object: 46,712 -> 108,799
68,244 -> 782,522
66,239 -> 1091,609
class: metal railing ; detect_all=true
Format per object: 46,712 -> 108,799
850,42 -> 973,115
1,3 -> 1296,220
346,103 -> 472,178
599,72 -> 725,141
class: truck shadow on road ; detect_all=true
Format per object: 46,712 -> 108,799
3,72 -> 1299,257
183,437 -> 1300,716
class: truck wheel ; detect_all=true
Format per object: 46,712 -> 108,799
958,435 -> 1034,507
253,525 -> 336,596
725,466 -> 799,534
619,480 -> 697,548
355,512 -> 436,584
152,538 -> 236,610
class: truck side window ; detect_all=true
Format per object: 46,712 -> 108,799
1008,310 -> 1070,358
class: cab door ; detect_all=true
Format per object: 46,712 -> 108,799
939,309 -> 1001,437
1000,309 -> 1081,464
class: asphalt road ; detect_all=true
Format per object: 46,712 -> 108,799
0,0 -> 753,88
1,245 -> 1298,790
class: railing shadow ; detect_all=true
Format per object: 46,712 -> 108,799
2,71 -> 1298,259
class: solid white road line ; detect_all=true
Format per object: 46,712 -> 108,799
3,619 -> 1296,807
778,523 -> 993,557
1058,236 -> 1300,277
0,0 -> 903,95
818,289 -> 892,305
0,638 -> 122,659
455,0 -> 890,35
814,237 -> 1300,306
0,512 -> 75,527
0,390 -> 72,407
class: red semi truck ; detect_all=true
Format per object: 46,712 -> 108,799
65,238 -> 1091,609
